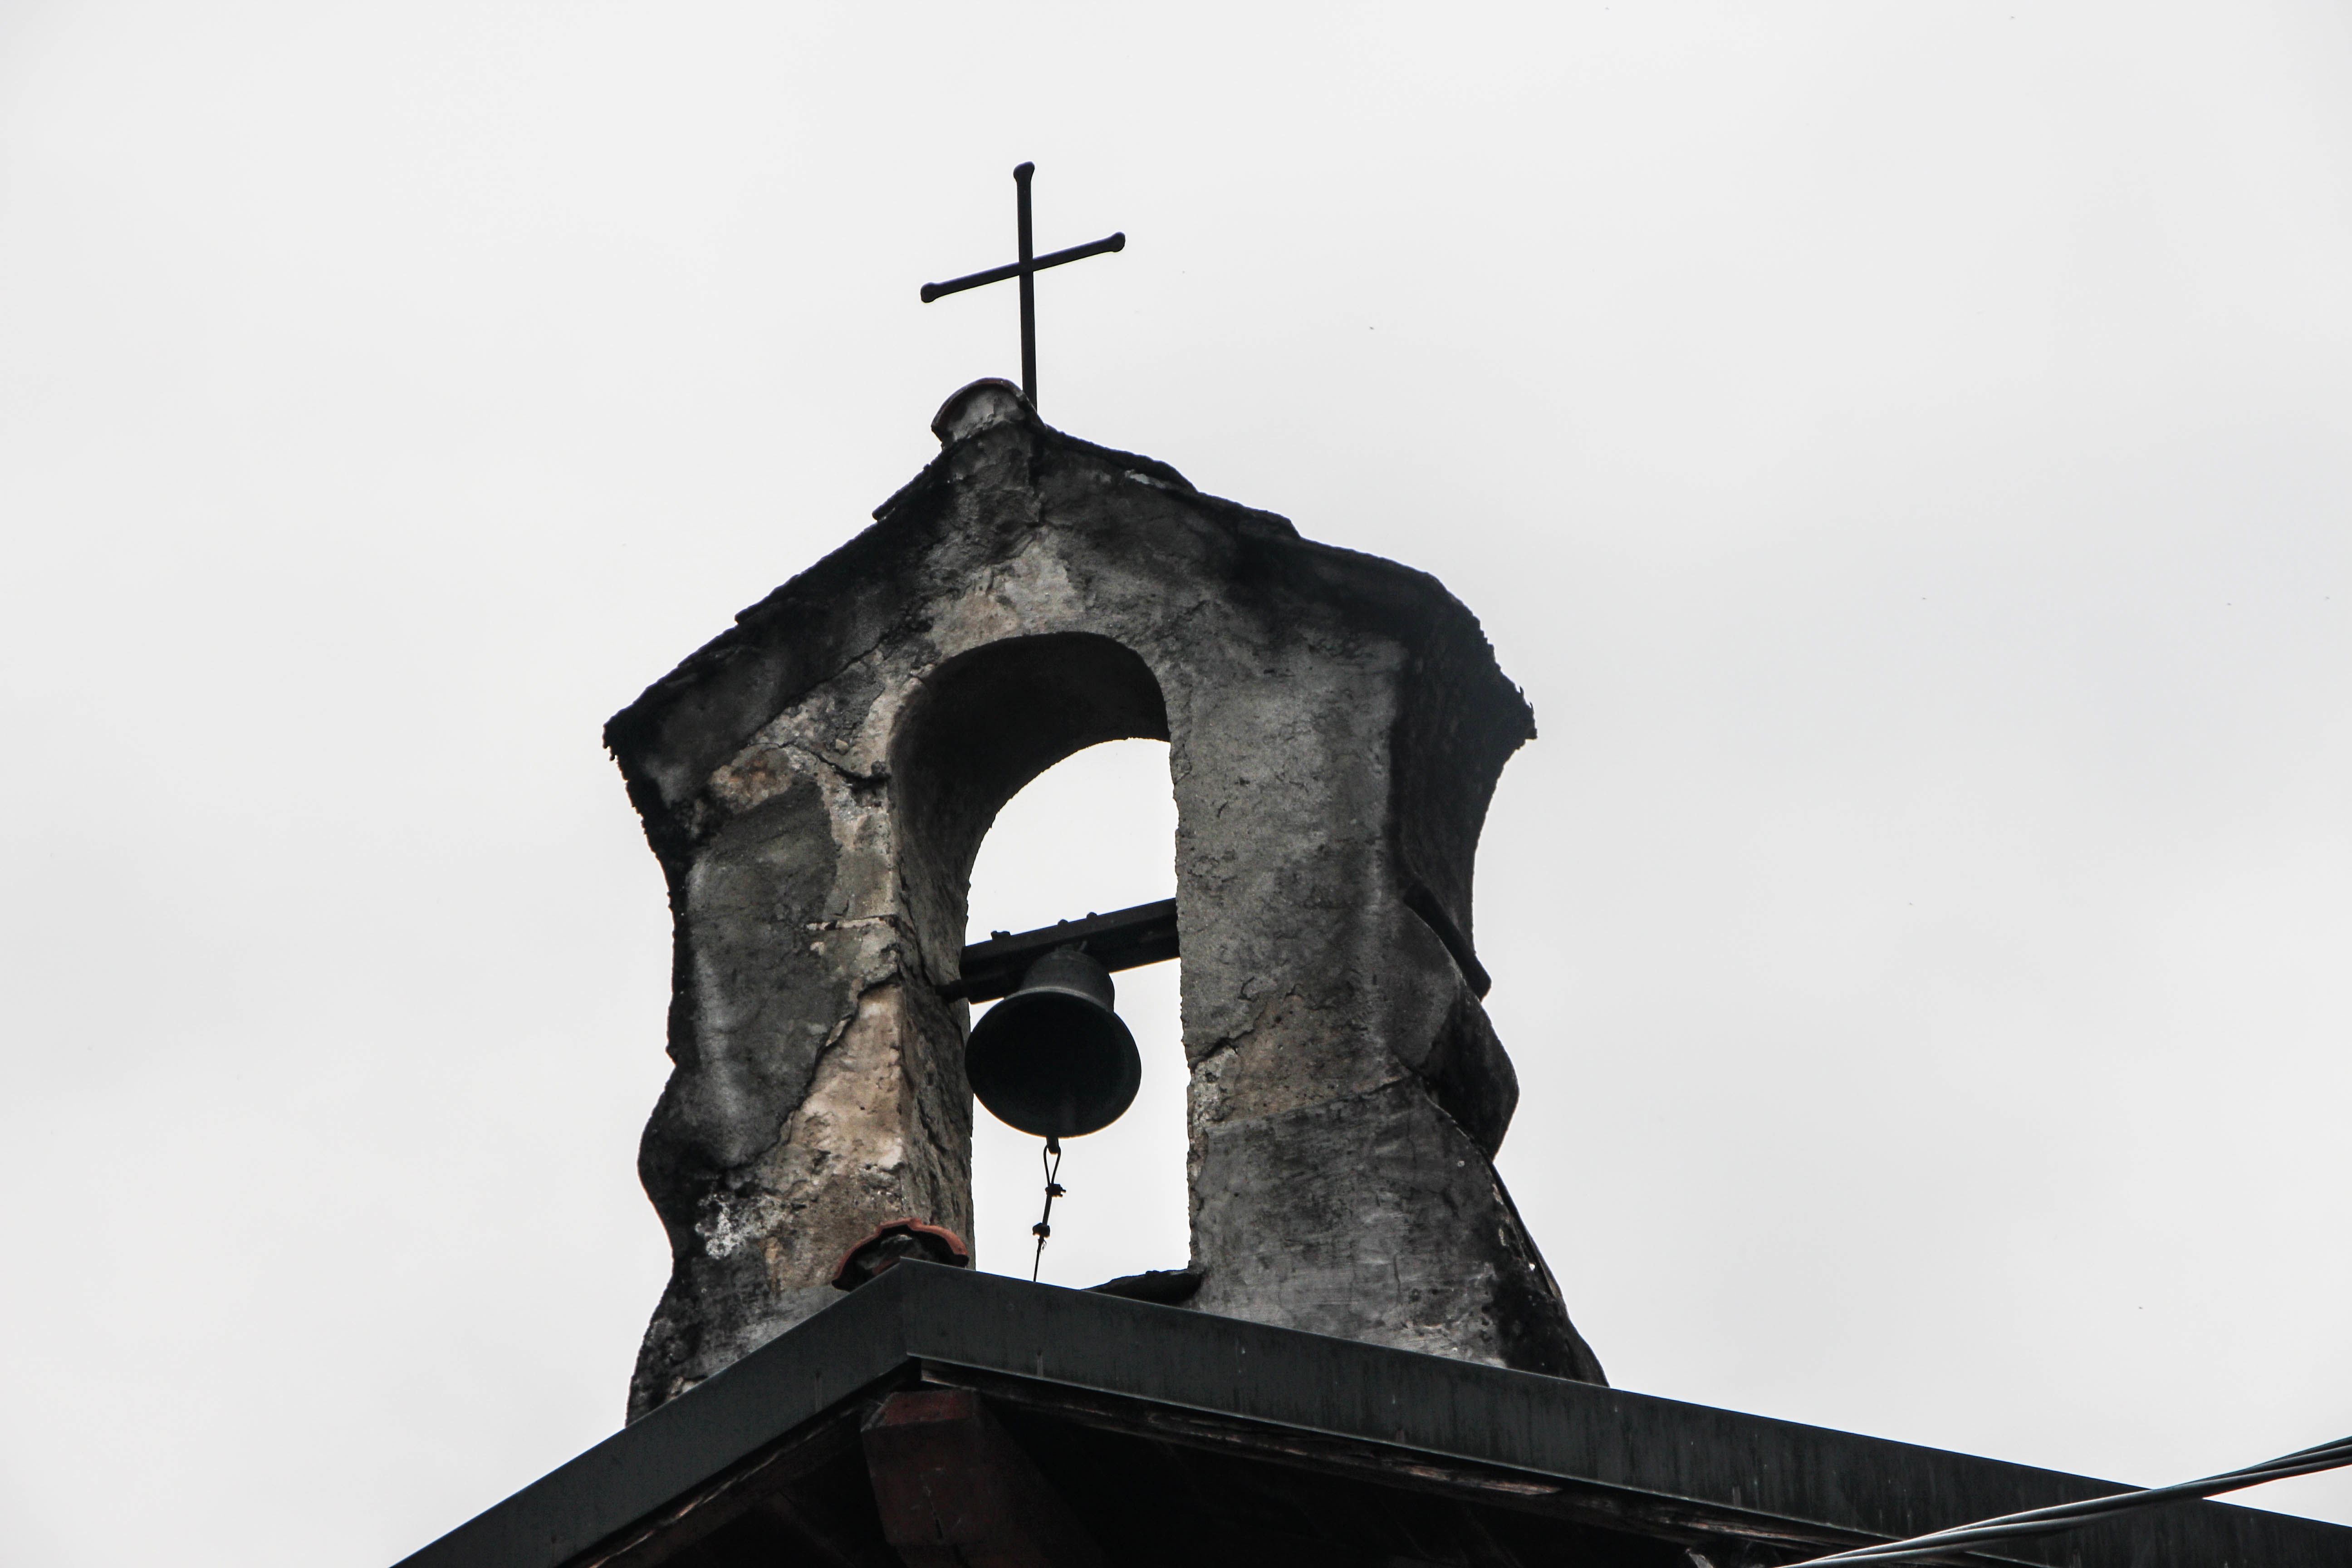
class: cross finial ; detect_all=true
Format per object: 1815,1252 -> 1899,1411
920,162 -> 1125,412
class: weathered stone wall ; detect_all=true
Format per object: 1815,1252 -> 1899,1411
607,381 -> 1603,1421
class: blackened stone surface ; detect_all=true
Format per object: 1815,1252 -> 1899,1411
605,380 -> 1601,1421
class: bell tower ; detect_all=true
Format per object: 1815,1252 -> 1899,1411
606,379 -> 1604,1421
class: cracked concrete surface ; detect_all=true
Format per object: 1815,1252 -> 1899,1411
607,379 -> 1603,1421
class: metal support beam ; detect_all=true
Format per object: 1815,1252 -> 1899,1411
945,899 -> 1177,1003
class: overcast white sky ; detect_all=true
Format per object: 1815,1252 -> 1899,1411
3,4 -> 2348,1564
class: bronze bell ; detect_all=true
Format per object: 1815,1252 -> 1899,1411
965,946 -> 1141,1138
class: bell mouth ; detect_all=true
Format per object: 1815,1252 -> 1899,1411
965,952 -> 1142,1139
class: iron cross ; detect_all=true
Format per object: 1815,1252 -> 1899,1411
921,162 -> 1124,412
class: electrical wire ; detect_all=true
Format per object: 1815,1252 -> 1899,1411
1774,1432 -> 2352,1565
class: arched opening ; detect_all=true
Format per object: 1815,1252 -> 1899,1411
886,632 -> 1187,1286
963,738 -> 1186,1286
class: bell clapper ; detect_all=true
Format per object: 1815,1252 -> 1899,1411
1030,1135 -> 1066,1282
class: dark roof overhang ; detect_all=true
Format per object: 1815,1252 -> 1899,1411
393,1264 -> 2349,1568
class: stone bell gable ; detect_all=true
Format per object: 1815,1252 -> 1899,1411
604,379 -> 1603,1422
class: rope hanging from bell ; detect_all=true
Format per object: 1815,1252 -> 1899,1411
1030,1136 -> 1065,1282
